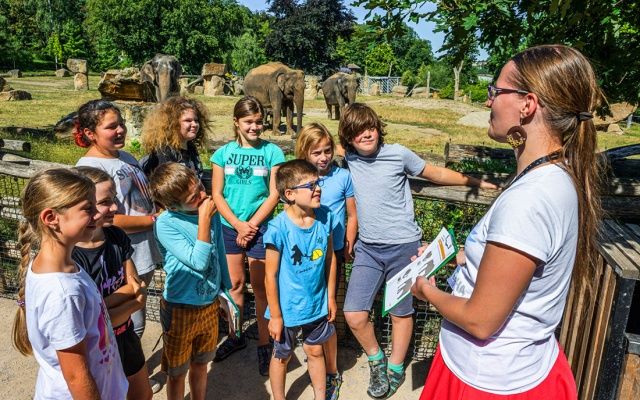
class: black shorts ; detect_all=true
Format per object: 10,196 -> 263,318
114,318 -> 146,377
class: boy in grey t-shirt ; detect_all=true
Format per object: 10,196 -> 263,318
338,103 -> 497,398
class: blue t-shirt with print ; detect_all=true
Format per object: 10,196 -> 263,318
319,165 -> 354,251
211,140 -> 285,228
263,206 -> 339,327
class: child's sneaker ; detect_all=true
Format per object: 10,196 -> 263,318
257,343 -> 272,376
326,372 -> 342,400
213,335 -> 247,362
385,368 -> 405,398
367,356 -> 389,398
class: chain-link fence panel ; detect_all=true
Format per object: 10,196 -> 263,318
0,174 -> 28,298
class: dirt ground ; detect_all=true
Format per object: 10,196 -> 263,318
0,297 -> 431,399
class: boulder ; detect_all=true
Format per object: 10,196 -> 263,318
392,85 -> 408,97
8,69 -> 21,78
203,75 -> 224,96
194,86 -> 204,94
234,81 -> 244,95
0,90 -> 32,101
593,102 -> 636,128
113,102 -> 156,141
457,111 -> 491,128
74,73 -> 88,90
370,83 -> 380,96
54,112 -> 78,138
607,123 -> 623,133
98,77 -> 155,102
0,76 -> 11,92
305,75 -> 319,100
201,63 -> 226,77
67,59 -> 88,74
55,68 -> 70,77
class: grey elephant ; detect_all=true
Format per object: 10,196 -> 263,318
140,54 -> 183,103
243,62 -> 304,139
322,72 -> 359,120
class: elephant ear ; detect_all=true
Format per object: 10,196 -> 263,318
141,62 -> 155,83
276,73 -> 286,92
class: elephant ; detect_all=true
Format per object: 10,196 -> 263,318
140,54 -> 183,103
322,72 -> 359,120
243,62 -> 305,139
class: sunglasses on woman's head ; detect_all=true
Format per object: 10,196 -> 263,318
290,179 -> 323,191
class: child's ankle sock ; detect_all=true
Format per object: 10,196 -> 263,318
388,361 -> 404,374
367,348 -> 384,362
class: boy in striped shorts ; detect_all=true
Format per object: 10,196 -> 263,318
148,162 -> 231,399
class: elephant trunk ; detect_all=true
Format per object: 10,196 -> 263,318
348,85 -> 357,105
156,67 -> 172,103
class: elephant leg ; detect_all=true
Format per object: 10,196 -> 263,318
285,102 -> 295,138
326,102 -> 332,120
334,105 -> 341,121
272,101 -> 284,136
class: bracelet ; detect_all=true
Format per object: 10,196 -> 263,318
151,215 -> 157,223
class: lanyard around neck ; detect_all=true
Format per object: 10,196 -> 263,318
509,151 -> 561,187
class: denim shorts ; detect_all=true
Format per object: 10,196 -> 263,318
343,240 -> 422,317
221,224 -> 267,259
273,316 -> 335,359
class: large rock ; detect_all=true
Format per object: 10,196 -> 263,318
0,90 -> 32,101
593,102 -> 636,128
392,85 -> 408,97
203,75 -> 225,96
607,123 -> 623,133
74,73 -> 88,90
412,87 -> 431,98
201,63 -> 226,77
194,86 -> 204,94
370,83 -> 380,96
8,69 -> 21,78
0,76 -> 11,92
55,69 -> 70,77
67,59 -> 88,74
305,75 -> 319,100
234,81 -> 244,95
98,77 -> 155,102
113,102 -> 156,141
457,111 -> 491,128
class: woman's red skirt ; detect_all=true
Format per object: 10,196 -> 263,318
420,343 -> 577,399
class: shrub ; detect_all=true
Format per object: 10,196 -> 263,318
439,83 -> 454,99
402,70 -> 419,87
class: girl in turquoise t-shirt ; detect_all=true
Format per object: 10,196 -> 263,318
210,96 -> 285,376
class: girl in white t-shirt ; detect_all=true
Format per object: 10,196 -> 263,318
412,45 -> 602,398
12,168 -> 128,399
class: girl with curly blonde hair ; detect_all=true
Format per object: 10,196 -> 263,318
141,96 -> 211,179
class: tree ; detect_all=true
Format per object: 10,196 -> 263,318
265,0 -> 356,76
45,33 -> 63,69
85,0 -> 248,73
366,42 -> 396,76
354,0 -> 640,105
401,39 -> 433,74
334,24 -> 376,70
231,31 -> 268,76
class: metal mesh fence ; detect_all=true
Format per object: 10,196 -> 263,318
0,171 -> 488,361
0,174 -> 28,298
359,76 -> 402,94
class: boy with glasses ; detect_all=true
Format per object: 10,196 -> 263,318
264,159 -> 341,400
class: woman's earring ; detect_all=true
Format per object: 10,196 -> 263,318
506,118 -> 527,148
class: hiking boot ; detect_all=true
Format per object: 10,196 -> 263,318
367,355 -> 389,398
386,368 -> 406,398
257,343 -> 272,376
213,336 -> 247,362
326,372 -> 343,400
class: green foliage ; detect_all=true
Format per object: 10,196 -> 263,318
417,62 -> 450,90
401,70 -> 418,87
333,24 -> 374,71
230,31 -> 267,76
45,33 -> 62,64
85,0 -> 248,73
463,82 -> 488,103
401,39 -> 433,74
60,21 -> 88,59
438,83 -> 454,99
265,0 -> 356,76
366,42 -> 396,76
354,0 -> 640,105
